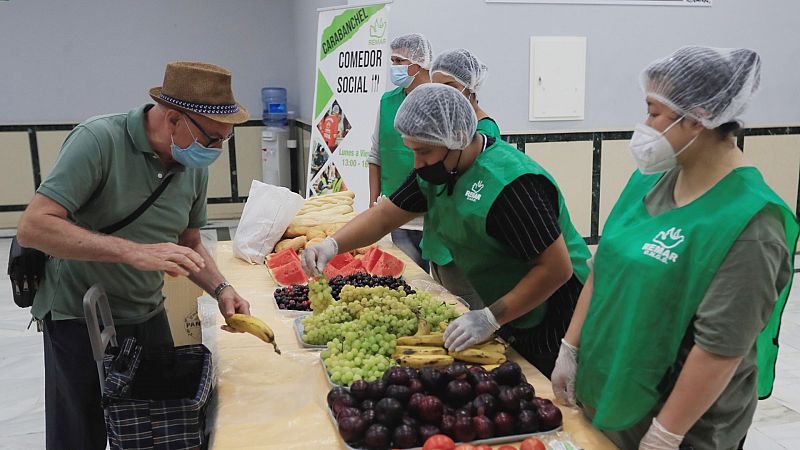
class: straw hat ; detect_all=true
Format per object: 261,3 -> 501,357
149,61 -> 250,124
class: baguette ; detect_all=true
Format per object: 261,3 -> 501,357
289,211 -> 357,228
306,228 -> 327,240
296,204 -> 353,217
284,225 -> 311,238
274,236 -> 307,253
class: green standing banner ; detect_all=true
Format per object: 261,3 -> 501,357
306,2 -> 392,212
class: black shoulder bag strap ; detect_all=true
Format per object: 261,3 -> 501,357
99,172 -> 175,235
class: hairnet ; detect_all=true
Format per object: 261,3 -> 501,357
641,46 -> 761,129
431,48 -> 488,93
394,84 -> 477,150
390,33 -> 434,69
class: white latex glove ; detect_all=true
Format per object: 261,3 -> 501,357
300,237 -> 338,275
639,418 -> 684,450
443,308 -> 500,352
551,339 -> 579,405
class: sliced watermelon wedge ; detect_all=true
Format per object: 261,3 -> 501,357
272,259 -> 309,286
337,259 -> 366,277
368,252 -> 404,277
362,247 -> 386,272
267,248 -> 300,269
322,253 -> 355,279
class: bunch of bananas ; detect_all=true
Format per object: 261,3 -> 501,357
225,313 -> 281,354
392,319 -> 507,369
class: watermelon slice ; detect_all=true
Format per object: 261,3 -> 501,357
368,252 -> 404,277
267,248 -> 300,269
323,253 -> 355,278
337,259 -> 366,277
362,247 -> 386,272
272,259 -> 309,286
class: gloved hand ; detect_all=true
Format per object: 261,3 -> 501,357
551,339 -> 579,405
300,237 -> 338,275
444,308 -> 500,352
639,418 -> 684,450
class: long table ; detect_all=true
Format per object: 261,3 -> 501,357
205,241 -> 616,449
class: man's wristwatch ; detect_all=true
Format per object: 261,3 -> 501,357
213,281 -> 232,300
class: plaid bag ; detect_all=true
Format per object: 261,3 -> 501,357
102,337 -> 213,450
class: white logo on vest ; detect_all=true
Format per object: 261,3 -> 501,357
642,227 -> 685,264
465,180 -> 484,202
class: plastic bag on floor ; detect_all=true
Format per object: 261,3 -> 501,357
233,180 -> 304,264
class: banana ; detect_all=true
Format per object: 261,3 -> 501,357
396,333 -> 445,347
438,321 -> 448,332
393,345 -> 448,357
395,354 -> 454,369
469,341 -> 507,354
415,317 -> 431,336
225,314 -> 281,354
448,348 -> 507,365
482,364 -> 501,371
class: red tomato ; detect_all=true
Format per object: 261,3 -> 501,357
422,434 -> 456,450
520,438 -> 547,450
497,446 -> 518,450
473,446 -> 493,450
454,445 -> 475,450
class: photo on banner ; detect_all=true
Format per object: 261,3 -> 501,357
306,2 -> 392,212
316,100 -> 353,153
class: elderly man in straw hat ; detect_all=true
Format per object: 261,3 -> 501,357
17,61 -> 252,449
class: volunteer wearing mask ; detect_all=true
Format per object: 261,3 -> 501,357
431,48 -> 500,139
305,84 -> 591,376
425,48 -> 500,309
367,33 -> 433,271
551,47 -> 798,450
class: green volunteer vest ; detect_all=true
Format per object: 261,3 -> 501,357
379,87 -> 414,195
476,117 -> 501,139
576,167 -> 799,431
419,119 -> 502,266
419,138 -> 591,328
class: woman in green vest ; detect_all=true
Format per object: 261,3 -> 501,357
423,48 -> 502,310
550,46 -> 798,450
303,84 -> 591,376
367,33 -> 433,272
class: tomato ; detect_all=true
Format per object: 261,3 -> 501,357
473,446 -> 493,450
422,434 -> 456,450
454,445 -> 475,450
497,446 -> 518,450
520,438 -> 547,450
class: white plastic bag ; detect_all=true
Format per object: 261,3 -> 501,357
233,180 -> 304,264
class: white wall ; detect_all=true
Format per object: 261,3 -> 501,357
361,0 -> 800,133
0,0 -> 296,124
290,0 -> 349,122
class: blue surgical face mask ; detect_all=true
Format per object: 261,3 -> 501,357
390,64 -> 416,88
170,117 -> 223,168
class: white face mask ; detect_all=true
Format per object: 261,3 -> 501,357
628,116 -> 699,174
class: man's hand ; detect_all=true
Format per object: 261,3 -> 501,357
301,237 -> 338,275
551,339 -> 579,405
217,287 -> 252,333
126,242 -> 205,277
444,308 -> 500,352
639,418 -> 684,450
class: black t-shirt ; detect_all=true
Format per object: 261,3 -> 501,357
389,136 -> 562,260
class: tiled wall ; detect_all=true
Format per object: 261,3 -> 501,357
1,128 -> 798,235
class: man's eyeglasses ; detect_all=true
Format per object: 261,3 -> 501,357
183,113 -> 234,148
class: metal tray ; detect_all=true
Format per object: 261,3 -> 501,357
326,403 -> 562,449
270,294 -> 312,317
293,316 -> 327,349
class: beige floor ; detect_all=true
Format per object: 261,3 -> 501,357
0,229 -> 798,449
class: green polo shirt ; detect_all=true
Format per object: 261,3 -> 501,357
32,104 -> 208,325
